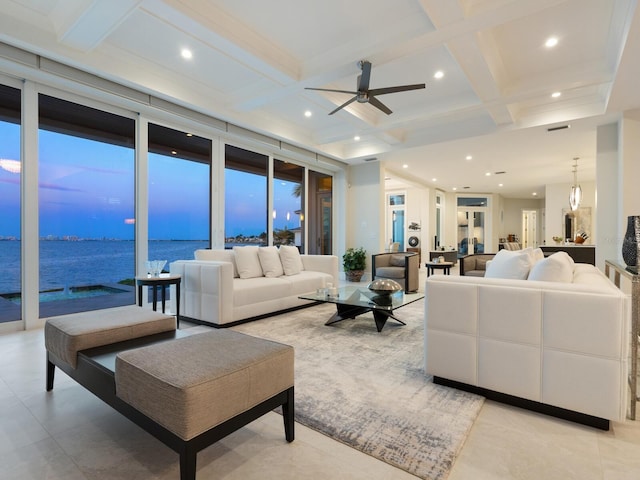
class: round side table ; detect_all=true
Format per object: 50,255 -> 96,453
136,274 -> 181,327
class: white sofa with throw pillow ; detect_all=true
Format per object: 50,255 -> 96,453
425,248 -> 630,429
170,246 -> 339,327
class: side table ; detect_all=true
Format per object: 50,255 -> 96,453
136,274 -> 181,327
605,260 -> 639,420
425,261 -> 454,277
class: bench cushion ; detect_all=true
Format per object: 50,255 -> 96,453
114,330 -> 294,440
45,306 -> 176,368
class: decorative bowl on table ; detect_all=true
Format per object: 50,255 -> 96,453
367,278 -> 402,296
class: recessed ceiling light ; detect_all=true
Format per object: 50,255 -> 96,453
171,150 -> 177,155
434,70 -> 444,79
532,192 -> 538,196
498,183 -> 503,187
432,178 -> 437,182
452,187 -> 458,191
304,110 -> 312,117
551,91 -> 562,98
545,36 -> 558,48
181,48 -> 193,59
402,164 -> 409,169
354,135 -> 360,141
186,133 -> 193,137
485,172 -> 491,176
466,155 -> 472,161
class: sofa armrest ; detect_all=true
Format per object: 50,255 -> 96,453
170,260 -> 234,325
301,255 -> 339,285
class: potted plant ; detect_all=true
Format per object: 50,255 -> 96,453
343,247 -> 367,282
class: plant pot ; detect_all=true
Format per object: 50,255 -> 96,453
345,270 -> 364,282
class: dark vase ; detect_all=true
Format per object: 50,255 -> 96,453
622,215 -> 640,267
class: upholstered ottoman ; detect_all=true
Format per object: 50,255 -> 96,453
45,305 -> 176,370
45,308 -> 294,480
116,330 -> 294,440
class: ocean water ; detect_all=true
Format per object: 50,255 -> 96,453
0,240 -> 209,294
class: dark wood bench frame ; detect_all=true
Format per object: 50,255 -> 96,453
46,330 -> 295,480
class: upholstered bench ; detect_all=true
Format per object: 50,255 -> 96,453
45,305 -> 176,370
45,307 -> 295,480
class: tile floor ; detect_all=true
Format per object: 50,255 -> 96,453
2,264 -> 640,479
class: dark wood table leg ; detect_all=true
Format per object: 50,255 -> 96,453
152,285 -> 157,311
137,285 -> 143,307
176,282 -> 181,328
161,285 -> 166,313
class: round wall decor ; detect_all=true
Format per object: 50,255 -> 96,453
408,236 -> 419,247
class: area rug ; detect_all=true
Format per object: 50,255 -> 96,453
230,300 -> 484,480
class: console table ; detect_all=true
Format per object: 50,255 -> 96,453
541,245 -> 595,265
605,260 -> 639,420
429,250 -> 458,264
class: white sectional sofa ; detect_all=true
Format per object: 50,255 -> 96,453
424,249 -> 630,429
170,246 -> 338,327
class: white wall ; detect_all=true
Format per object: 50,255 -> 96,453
346,162 -> 383,279
501,198 -> 544,246
385,186 -> 430,253
544,181 -> 596,245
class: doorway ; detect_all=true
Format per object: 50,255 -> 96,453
522,210 -> 537,248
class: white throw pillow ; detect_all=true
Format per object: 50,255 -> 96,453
279,245 -> 304,275
528,252 -> 574,283
194,249 -> 239,278
233,246 -> 264,279
484,249 -> 532,280
258,246 -> 284,278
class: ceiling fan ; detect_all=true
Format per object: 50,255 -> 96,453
305,60 -> 425,115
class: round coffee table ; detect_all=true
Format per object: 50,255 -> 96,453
425,261 -> 454,277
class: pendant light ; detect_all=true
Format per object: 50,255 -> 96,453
569,157 -> 582,211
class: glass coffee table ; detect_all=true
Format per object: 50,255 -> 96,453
299,286 -> 424,332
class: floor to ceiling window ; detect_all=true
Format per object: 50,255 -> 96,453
273,159 -> 303,250
308,170 -> 332,255
224,144 -> 268,247
38,94 -> 135,317
148,123 -> 211,265
0,84 -> 22,323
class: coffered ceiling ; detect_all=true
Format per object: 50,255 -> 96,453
1,0 -> 639,197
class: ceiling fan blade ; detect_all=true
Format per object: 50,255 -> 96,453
305,87 -> 358,95
368,83 -> 426,96
368,96 -> 393,115
358,61 -> 372,91
329,96 -> 358,115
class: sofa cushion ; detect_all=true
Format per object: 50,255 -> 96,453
279,245 -> 304,275
258,246 -> 284,278
390,255 -> 406,266
195,249 -> 239,278
375,266 -> 405,279
284,271 -> 335,295
475,258 -> 490,270
233,246 -> 264,279
528,252 -> 573,283
485,249 -> 531,280
233,277 -> 290,307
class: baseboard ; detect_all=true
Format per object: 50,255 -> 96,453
179,301 -> 323,329
433,376 -> 610,431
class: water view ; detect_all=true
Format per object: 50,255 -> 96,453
0,239 -> 210,295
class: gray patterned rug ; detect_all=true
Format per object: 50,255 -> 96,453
231,300 -> 484,480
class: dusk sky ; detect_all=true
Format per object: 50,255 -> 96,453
0,122 -> 301,240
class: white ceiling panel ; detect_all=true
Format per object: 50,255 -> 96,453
0,0 -> 637,198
